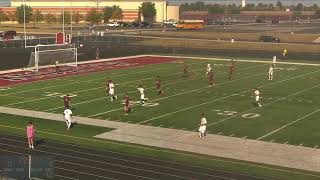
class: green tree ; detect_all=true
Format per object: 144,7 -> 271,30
85,9 -> 102,24
0,11 -> 9,24
32,10 -> 43,27
315,9 -> 320,18
139,2 -> 156,22
44,13 -> 57,24
294,3 -> 304,11
72,12 -> 82,24
111,5 -> 123,21
15,5 -> 33,24
276,1 -> 283,10
103,6 -> 113,23
59,11 -> 71,24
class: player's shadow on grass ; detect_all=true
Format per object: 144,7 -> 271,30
35,138 -> 46,146
71,122 -> 78,129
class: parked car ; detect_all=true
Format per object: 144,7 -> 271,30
259,35 -> 280,43
255,18 -> 265,23
106,22 -> 120,27
118,22 -> 129,27
271,19 -> 280,24
163,19 -> 177,26
0,30 -> 17,39
140,21 -> 152,28
130,20 -> 141,28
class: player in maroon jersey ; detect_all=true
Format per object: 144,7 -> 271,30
63,94 -> 71,109
228,59 -> 235,80
156,76 -> 163,95
182,63 -> 189,77
124,95 -> 132,113
208,69 -> 214,86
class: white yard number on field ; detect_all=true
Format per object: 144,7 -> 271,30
122,100 -> 159,107
213,109 -> 260,119
44,92 -> 77,97
0,87 -> 11,91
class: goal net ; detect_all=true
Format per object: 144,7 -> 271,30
28,44 -> 78,72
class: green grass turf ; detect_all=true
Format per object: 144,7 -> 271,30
0,57 -> 320,148
1,113 -> 320,180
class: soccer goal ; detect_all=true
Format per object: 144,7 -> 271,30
28,43 -> 78,72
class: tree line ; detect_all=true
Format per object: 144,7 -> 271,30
180,1 -> 320,17
0,2 -> 157,25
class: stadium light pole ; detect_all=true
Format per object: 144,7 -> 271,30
23,0 -> 27,48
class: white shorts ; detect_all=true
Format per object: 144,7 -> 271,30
255,96 -> 260,102
269,70 -> 273,76
141,95 -> 145,100
64,117 -> 71,122
199,125 -> 206,133
109,89 -> 115,95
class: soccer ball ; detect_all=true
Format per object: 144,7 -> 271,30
144,98 -> 149,102
79,44 -> 84,48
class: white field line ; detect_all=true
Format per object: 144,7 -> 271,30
0,54 -> 146,74
0,137 -> 230,179
1,125 -> 319,179
46,64 -> 264,113
148,54 -> 320,67
139,68 -> 320,125
3,61 -> 212,107
257,108 -> 320,140
0,60 -> 198,97
208,84 -> 320,128
88,66 -> 268,118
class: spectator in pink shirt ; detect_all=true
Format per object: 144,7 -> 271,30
26,121 -> 35,149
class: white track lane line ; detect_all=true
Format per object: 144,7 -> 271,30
257,108 -> 320,140
0,126 -> 318,179
0,136 -> 232,179
0,142 -> 201,180
138,68 -> 320,125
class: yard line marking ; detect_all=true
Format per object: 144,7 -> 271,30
88,66 -> 266,118
3,63 -> 213,107
257,108 -> 320,140
140,67 -> 319,126
0,60 -> 203,97
149,54 -> 320,67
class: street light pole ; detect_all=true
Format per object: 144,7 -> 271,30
23,0 -> 26,48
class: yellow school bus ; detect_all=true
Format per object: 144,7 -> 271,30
175,20 -> 204,30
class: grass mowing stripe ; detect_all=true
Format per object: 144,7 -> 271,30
3,63 -> 206,107
0,60 -> 204,97
207,83 -> 320,128
257,108 -> 320,140
139,67 -> 320,125
0,124 -> 319,179
43,63 -> 233,112
87,65 -> 266,118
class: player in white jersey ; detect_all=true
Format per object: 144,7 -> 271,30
108,81 -> 117,101
138,85 -> 148,104
272,56 -> 277,68
268,64 -> 274,80
198,112 -> 207,139
254,88 -> 262,107
63,108 -> 73,129
206,64 -> 212,76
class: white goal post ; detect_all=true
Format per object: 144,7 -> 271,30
28,43 -> 78,72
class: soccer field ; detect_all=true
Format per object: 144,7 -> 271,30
0,55 -> 320,148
